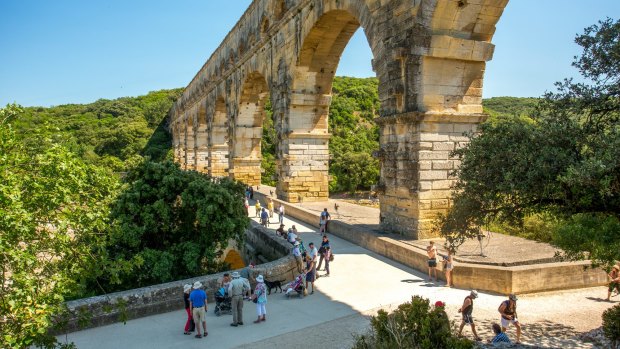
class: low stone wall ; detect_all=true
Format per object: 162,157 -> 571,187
60,221 -> 297,333
255,192 -> 608,295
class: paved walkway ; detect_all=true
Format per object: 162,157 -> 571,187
257,185 -> 559,266
61,210 -> 616,349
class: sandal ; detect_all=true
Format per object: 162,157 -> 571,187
195,334 -> 202,338
183,331 -> 191,335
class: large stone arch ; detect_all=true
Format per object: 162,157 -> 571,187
194,102 -> 209,173
230,71 -> 271,186
209,95 -> 230,178
169,0 -> 509,238
279,3 -> 382,202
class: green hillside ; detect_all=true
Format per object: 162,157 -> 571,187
12,88 -> 183,173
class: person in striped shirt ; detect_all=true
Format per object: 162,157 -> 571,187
490,323 -> 511,344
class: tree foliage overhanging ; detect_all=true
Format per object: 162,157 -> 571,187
437,18 -> 620,268
1,90 -> 250,347
98,160 -> 249,292
0,104 -> 119,348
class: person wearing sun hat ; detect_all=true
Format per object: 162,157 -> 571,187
253,275 -> 268,323
458,290 -> 481,341
182,284 -> 195,335
189,281 -> 208,338
499,293 -> 521,344
228,271 -> 250,327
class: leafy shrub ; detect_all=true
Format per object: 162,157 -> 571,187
602,303 -> 620,346
353,296 -> 473,349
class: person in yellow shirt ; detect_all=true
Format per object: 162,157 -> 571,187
267,200 -> 274,219
255,201 -> 261,218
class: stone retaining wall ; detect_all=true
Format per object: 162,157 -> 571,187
255,191 -> 608,295
59,221 -> 296,333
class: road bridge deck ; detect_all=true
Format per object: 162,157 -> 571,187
62,211 -> 614,349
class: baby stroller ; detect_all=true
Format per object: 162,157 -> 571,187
214,287 -> 232,316
284,272 -> 306,298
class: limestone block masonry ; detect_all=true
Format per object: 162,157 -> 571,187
58,222 -> 297,334
168,0 -> 509,238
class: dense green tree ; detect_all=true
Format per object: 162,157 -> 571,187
98,160 -> 249,290
437,18 -> 620,268
0,104 -> 118,348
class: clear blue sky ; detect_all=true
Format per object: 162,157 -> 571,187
0,0 -> 618,107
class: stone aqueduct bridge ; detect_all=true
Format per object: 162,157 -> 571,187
169,0 -> 508,238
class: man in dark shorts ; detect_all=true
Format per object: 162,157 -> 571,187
458,290 -> 481,341
426,241 -> 438,281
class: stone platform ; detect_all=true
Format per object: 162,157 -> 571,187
254,186 -> 607,294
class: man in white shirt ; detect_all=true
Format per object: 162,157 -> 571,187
308,242 -> 318,263
278,205 -> 285,224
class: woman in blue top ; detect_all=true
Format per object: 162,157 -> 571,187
253,275 -> 268,323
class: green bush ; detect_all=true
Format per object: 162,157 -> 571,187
353,296 -> 473,349
602,303 -> 620,346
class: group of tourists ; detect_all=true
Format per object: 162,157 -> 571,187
457,290 -> 521,344
426,240 -> 454,287
182,270 -> 270,339
251,198 -> 285,227
180,195 -> 338,339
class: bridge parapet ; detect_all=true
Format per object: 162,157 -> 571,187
58,222 -> 296,334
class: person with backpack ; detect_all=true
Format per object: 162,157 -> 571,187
458,290 -> 482,341
498,294 -> 522,344
317,235 -> 330,271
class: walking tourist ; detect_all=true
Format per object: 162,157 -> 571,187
244,197 -> 249,216
255,200 -> 261,218
322,246 -> 331,277
278,204 -> 285,224
228,271 -> 250,327
320,208 -> 331,232
182,284 -> 195,335
260,207 -> 269,227
253,275 -> 268,323
607,265 -> 620,301
490,323 -> 511,343
292,241 -> 303,273
189,281 -> 208,338
427,241 -> 438,281
305,254 -> 316,294
442,249 -> 454,287
249,186 -> 254,200
317,235 -> 330,270
267,199 -> 274,219
498,294 -> 522,344
458,290 -> 481,341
